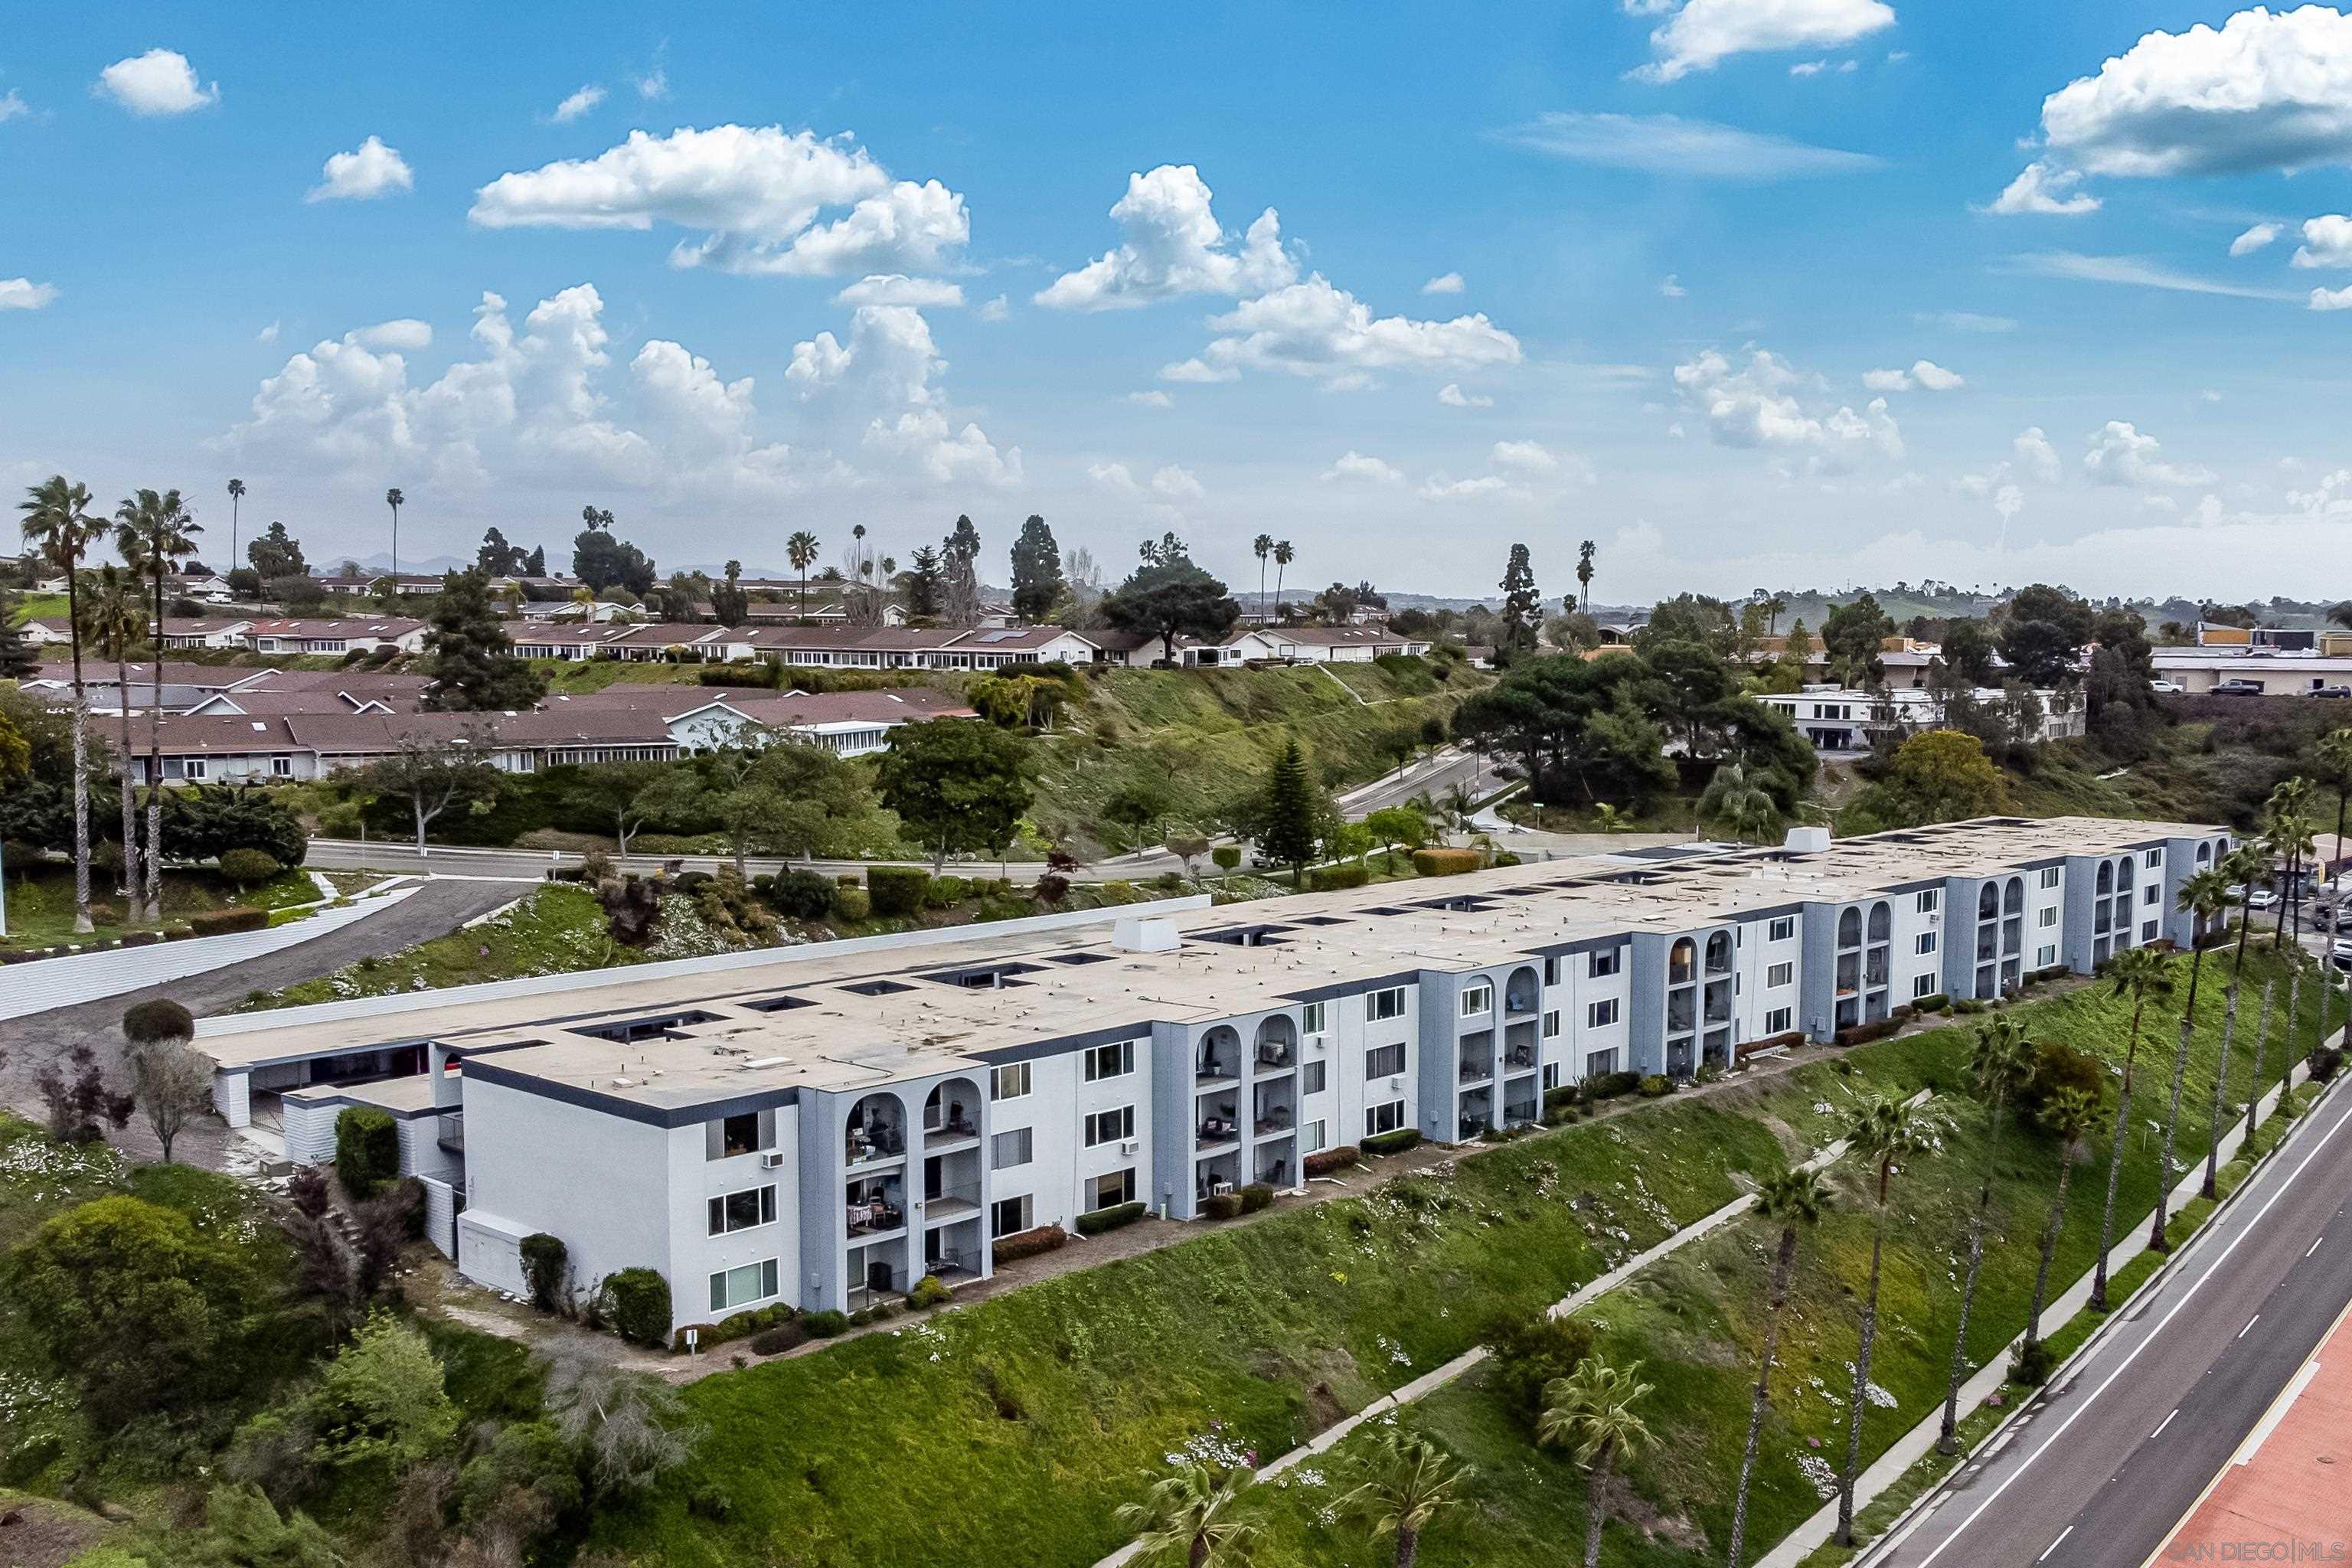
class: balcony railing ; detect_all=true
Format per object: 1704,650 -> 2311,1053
1256,1044 -> 1293,1069
845,1125 -> 906,1166
436,1113 -> 464,1155
921,1183 -> 982,1220
1504,1048 -> 1537,1072
923,1115 -> 980,1142
1197,1114 -> 1241,1148
1459,1059 -> 1494,1083
1197,1056 -> 1237,1082
1253,1109 -> 1295,1135
847,1198 -> 906,1236
923,1247 -> 979,1279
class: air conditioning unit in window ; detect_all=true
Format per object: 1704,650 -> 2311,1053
1927,913 -> 1940,926
760,1151 -> 785,1169
1119,1139 -> 1141,1155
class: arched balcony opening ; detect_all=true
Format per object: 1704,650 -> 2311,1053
844,1091 -> 905,1166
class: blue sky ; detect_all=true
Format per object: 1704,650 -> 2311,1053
5,2 -> 2352,602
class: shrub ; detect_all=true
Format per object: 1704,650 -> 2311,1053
837,873 -> 861,887
520,1233 -> 569,1313
991,1223 -> 1070,1266
2009,1338 -> 2056,1387
2312,1045 -> 2345,1083
1490,851 -> 1522,867
122,998 -> 197,1046
1309,861 -> 1370,891
1034,872 -> 1072,904
1363,1127 -> 1423,1155
1201,1192 -> 1244,1220
1239,1182 -> 1276,1213
1411,848 -> 1482,877
1211,845 -> 1242,871
334,1107 -> 399,1201
867,865 -> 930,917
696,666 -> 776,688
217,848 -> 284,889
1637,1074 -> 1674,1098
906,1274 -> 953,1309
190,906 -> 270,936
749,1322 -> 809,1356
1542,1084 -> 1579,1114
674,870 -> 714,894
800,1309 -> 851,1338
1913,992 -> 1951,1013
1586,1070 -> 1643,1100
1952,997 -> 1989,1014
604,1269 -> 673,1348
1076,1200 -> 1147,1236
766,869 -> 835,920
1485,1312 -> 1598,1423
1302,1145 -> 1361,1177
831,886 -> 871,922
927,874 -> 970,906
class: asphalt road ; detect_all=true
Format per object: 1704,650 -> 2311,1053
1866,1079 -> 2352,1568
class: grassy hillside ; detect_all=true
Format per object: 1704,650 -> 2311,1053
2006,697 -> 2335,831
589,944 -> 2321,1568
1031,658 -> 1484,853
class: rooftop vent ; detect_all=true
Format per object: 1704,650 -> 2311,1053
839,979 -> 915,997
742,995 -> 816,1014
1196,923 -> 1290,948
1047,952 -> 1115,966
575,1010 -> 720,1044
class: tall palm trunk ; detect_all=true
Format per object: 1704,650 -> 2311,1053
1836,1168 -> 1891,1545
1939,1090 -> 2009,1451
2203,913 -> 2259,1197
1396,1524 -> 1420,1568
1727,1225 -> 1800,1566
2244,982 -> 2275,1147
112,645 -> 142,923
2286,960 -> 2306,1083
1582,1439 -> 1615,1568
145,571 -> 165,917
64,570 -> 93,934
2148,949 -> 2206,1250
2273,844 -> 2298,953
2023,1144 -> 2078,1357
2089,1003 -> 2146,1311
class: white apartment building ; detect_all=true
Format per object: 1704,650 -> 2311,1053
192,815 -> 2227,1333
1764,684 -> 2086,753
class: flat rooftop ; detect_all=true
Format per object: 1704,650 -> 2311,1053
198,816 -> 2215,1113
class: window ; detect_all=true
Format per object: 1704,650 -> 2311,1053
1543,1009 -> 1562,1039
1766,961 -> 1794,988
1365,1043 -> 1406,1080
1303,1119 -> 1328,1154
1913,972 -> 1939,999
1083,1106 -> 1135,1147
1583,1049 -> 1620,1078
1765,1006 -> 1793,1034
2143,884 -> 2161,906
2141,920 -> 2160,942
270,756 -> 293,777
1590,947 -> 1622,978
1087,1168 -> 1135,1209
991,1063 -> 1031,1101
1459,983 -> 1492,1018
2038,906 -> 2058,928
1368,986 -> 1407,1021
1915,932 -> 1938,956
1365,1099 -> 1406,1137
1917,889 -> 1940,913
1083,1041 -> 1134,1082
1544,956 -> 1563,986
991,1129 -> 1033,1170
1301,1001 -> 1328,1036
2145,848 -> 2164,868
707,1258 -> 779,1312
1302,1061 -> 1328,1095
2037,944 -> 2058,968
706,1185 -> 777,1235
991,1194 -> 1033,1238
183,758 -> 208,780
1586,998 -> 1620,1028
2040,866 -> 2062,889
1768,916 -> 1796,942
716,1112 -> 760,1160
1542,1063 -> 1561,1091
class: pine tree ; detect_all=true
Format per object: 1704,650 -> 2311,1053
1008,514 -> 1063,624
422,568 -> 546,712
0,586 -> 37,679
905,546 -> 945,621
1258,739 -> 1326,881
1498,543 -> 1539,662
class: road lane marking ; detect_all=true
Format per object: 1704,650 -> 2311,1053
2239,1315 -> 2260,1338
2235,1358 -> 2322,1468
2040,1525 -> 2073,1561
2310,1236 -> 2324,1258
2151,1409 -> 2177,1438
1913,1089 -> 2352,1568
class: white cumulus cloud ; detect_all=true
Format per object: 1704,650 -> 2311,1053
308,136 -> 414,202
2292,214 -> 2352,268
1984,160 -> 2099,216
2231,221 -> 2282,256
1672,346 -> 1903,466
2309,285 -> 2352,310
1437,383 -> 1494,408
1419,474 -> 1513,501
2013,426 -> 2063,482
1035,165 -> 1293,310
0,278 -> 58,311
550,84 -> 606,122
469,125 -> 969,279
353,318 -> 432,351
1321,451 -> 1406,484
832,274 -> 965,308
1159,273 -> 1521,388
1865,358 -> 1965,392
1125,390 -> 1174,408
1422,272 -> 1465,295
0,90 -> 28,122
1660,273 -> 1687,297
1631,0 -> 1896,83
1150,465 -> 1204,500
1490,439 -> 1558,473
2082,420 -> 2215,488
95,49 -> 217,115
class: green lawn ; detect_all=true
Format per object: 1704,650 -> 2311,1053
585,946 -> 2324,1568
246,884 -> 631,1008
0,863 -> 318,951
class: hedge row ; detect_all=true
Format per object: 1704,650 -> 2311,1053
1076,1200 -> 1146,1236
991,1223 -> 1070,1266
1302,1145 -> 1361,1177
1411,848 -> 1483,877
1362,1127 -> 1423,1155
189,906 -> 270,936
867,865 -> 930,918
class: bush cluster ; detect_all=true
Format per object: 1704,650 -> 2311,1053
906,1274 -> 953,1309
333,1107 -> 399,1201
1238,1182 -> 1276,1213
800,1309 -> 851,1338
519,1233 -> 568,1313
1637,1074 -> 1674,1098
1302,1145 -> 1361,1177
1200,1192 -> 1243,1220
604,1269 -> 674,1348
190,906 -> 270,936
1913,991 -> 1952,1013
1362,1127 -> 1423,1155
763,868 -> 835,920
867,865 -> 930,917
1411,848 -> 1482,877
1582,1070 -> 1644,1102
990,1223 -> 1070,1266
1308,861 -> 1370,891
831,885 -> 871,922
1076,1200 -> 1146,1236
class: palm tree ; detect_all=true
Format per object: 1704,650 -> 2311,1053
80,566 -> 150,922
1835,1092 -> 1942,1544
2091,946 -> 2174,1311
2150,868 -> 2230,1247
2020,1084 -> 2101,1367
19,475 -> 106,933
2206,843 -> 2272,1197
225,477 -> 246,570
2263,779 -> 2314,954
2318,727 -> 2352,885
1272,539 -> 1294,616
2243,979 -> 2278,1146
1765,593 -> 1788,635
1253,534 -> 1273,614
1115,1462 -> 1258,1568
1540,1356 -> 1655,1568
384,486 -> 405,589
1576,540 -> 1596,611
785,530 -> 821,616
1341,1427 -> 1472,1568
1727,1167 -> 1831,1567
115,488 -> 201,919
1938,1018 -> 2035,1453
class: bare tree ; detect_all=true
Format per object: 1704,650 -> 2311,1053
354,724 -> 504,852
129,1035 -> 215,1162
541,1344 -> 696,1495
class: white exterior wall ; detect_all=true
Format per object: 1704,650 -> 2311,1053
1336,982 -> 1417,1148
1069,1038 -> 1152,1214
1745,916 -> 1805,1036
687,1112 -> 801,1324
1887,890 -> 1945,1004
2027,866 -> 2066,969
1554,945 -> 1631,1077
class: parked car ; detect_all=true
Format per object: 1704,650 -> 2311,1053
2243,887 -> 2280,910
2332,936 -> 2352,966
2311,685 -> 2352,699
2150,679 -> 2184,694
2212,679 -> 2266,696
